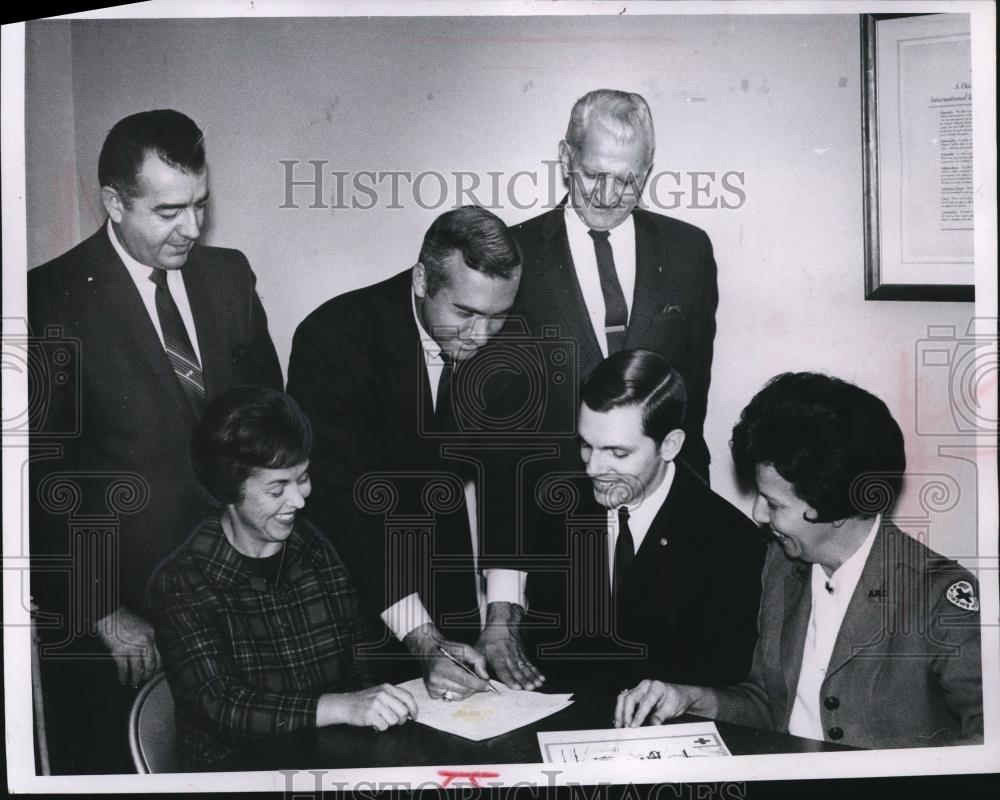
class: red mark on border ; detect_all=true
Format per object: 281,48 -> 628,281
438,770 -> 501,788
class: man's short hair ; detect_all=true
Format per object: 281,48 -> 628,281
565,89 -> 655,159
730,372 -> 906,522
580,349 -> 687,444
98,109 -> 206,204
191,386 -> 313,506
418,205 -> 522,296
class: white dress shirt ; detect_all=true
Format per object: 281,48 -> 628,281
606,461 -> 676,589
107,219 -> 202,363
381,293 -> 527,640
563,206 -> 637,358
787,515 -> 882,740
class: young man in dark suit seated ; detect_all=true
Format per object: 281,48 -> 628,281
520,349 -> 765,691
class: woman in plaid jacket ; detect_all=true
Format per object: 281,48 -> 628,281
149,387 -> 417,769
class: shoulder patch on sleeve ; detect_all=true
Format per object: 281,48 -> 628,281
946,579 -> 979,611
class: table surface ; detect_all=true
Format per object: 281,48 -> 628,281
226,689 -> 852,770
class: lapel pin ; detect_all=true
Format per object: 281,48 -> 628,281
659,537 -> 668,546
87,276 -> 93,282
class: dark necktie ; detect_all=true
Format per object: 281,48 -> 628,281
434,352 -> 454,428
149,268 -> 206,409
587,229 -> 629,354
613,505 -> 635,601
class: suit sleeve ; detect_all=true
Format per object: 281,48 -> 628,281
286,314 -> 398,617
699,526 -> 765,686
930,571 -> 983,744
709,544 -> 780,731
239,255 -> 283,390
474,336 -> 553,573
681,229 -> 718,480
27,274 -> 86,622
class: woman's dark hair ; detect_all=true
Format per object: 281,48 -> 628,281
191,386 -> 313,505
730,372 -> 906,521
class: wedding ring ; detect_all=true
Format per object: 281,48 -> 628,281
619,689 -> 629,696
442,690 -> 455,702
516,661 -> 527,667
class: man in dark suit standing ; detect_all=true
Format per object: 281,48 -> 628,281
560,349 -> 764,690
29,109 -> 282,773
286,207 -> 522,702
477,90 -> 719,688
515,88 -> 717,477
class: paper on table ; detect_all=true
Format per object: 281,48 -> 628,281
537,722 -> 731,762
396,678 -> 574,741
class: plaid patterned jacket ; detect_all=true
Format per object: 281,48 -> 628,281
148,516 -> 379,768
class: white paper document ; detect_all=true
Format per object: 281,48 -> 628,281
396,678 -> 574,741
537,722 -> 731,762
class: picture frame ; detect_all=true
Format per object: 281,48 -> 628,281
861,13 -> 975,301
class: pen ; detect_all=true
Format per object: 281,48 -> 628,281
437,646 -> 501,694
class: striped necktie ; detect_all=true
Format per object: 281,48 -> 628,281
149,268 -> 206,409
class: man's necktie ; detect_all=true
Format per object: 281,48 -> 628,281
434,351 -> 454,428
149,268 -> 206,409
613,505 -> 635,601
587,229 -> 629,354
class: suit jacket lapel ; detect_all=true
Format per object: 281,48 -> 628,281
625,211 -> 666,350
779,561 -> 812,724
183,248 -> 229,400
536,208 -> 604,373
637,463 -> 697,560
90,228 -> 195,422
825,525 -> 890,678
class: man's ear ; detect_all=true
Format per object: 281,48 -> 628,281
659,429 -> 686,463
101,186 -> 125,223
558,140 -> 572,179
412,262 -> 428,300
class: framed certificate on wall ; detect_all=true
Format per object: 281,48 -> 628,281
862,13 -> 975,301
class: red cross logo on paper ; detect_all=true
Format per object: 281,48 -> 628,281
946,580 -> 978,611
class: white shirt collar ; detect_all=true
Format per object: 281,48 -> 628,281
411,283 -> 450,409
105,219 -> 202,361
410,282 -> 444,362
609,460 -> 676,555
813,514 -> 882,599
564,202 -> 635,246
107,218 -> 154,279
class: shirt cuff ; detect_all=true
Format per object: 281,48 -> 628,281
380,593 -> 433,641
484,569 -> 527,609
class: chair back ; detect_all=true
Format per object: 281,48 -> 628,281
128,672 -> 178,773
30,602 -> 52,775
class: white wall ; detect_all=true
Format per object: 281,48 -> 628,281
24,14 -> 984,563
25,20 -> 78,263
